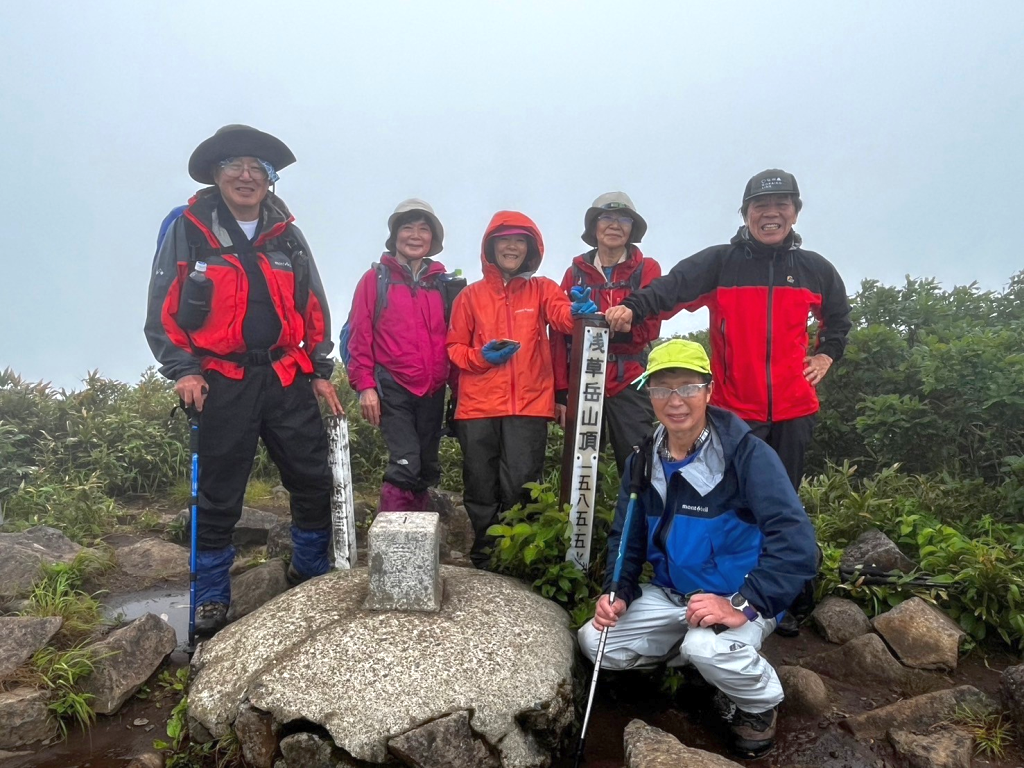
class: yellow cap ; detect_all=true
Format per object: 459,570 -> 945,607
633,339 -> 711,387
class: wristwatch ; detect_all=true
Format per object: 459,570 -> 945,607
730,593 -> 760,622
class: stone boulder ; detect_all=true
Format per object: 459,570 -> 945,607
116,539 -> 188,582
278,731 -> 357,768
798,633 -> 940,693
389,711 -> 500,768
623,719 -> 743,767
80,613 -> 177,714
777,666 -> 830,718
189,566 -> 575,767
811,596 -> 872,645
871,597 -> 965,670
0,687 -> 56,748
0,616 -> 63,678
266,521 -> 292,560
839,528 -> 916,580
1000,663 -> 1024,727
235,703 -> 280,768
0,526 -> 84,599
841,685 -> 993,739
227,559 -> 290,623
888,728 -> 973,768
177,507 -> 283,547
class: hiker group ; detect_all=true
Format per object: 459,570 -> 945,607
145,124 -> 850,758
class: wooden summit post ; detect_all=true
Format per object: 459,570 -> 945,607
560,315 -> 610,571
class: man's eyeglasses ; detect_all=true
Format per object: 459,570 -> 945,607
597,213 -> 634,227
648,383 -> 709,400
218,159 -> 270,181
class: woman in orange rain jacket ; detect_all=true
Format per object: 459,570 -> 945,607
447,211 -> 594,568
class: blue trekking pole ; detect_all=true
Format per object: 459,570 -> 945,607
574,445 -> 648,767
186,408 -> 199,652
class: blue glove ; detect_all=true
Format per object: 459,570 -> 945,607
570,286 -> 598,316
482,340 -> 520,366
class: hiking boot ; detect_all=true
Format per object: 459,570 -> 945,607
195,602 -> 228,636
730,706 -> 777,759
775,611 -> 800,637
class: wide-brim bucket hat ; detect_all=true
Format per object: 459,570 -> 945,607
386,198 -> 444,258
188,124 -> 296,184
582,191 -> 648,247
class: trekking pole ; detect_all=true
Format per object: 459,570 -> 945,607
185,406 -> 200,652
574,446 -> 647,768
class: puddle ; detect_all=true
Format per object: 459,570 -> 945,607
103,588 -> 190,645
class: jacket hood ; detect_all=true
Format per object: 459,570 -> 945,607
480,211 -> 545,278
649,405 -> 752,498
573,244 -> 644,274
730,225 -> 802,253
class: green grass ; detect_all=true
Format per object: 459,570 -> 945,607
952,704 -> 1014,758
32,644 -> 104,740
20,550 -> 114,641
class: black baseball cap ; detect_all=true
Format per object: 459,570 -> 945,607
742,169 -> 800,202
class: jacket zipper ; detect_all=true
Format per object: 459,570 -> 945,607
720,318 -> 727,381
505,289 -> 517,415
765,257 -> 775,423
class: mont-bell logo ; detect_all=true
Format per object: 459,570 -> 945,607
760,176 -> 785,191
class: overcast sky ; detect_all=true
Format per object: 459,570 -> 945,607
1,1 -> 1021,390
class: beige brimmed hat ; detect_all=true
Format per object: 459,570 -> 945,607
582,191 -> 648,247
386,199 -> 444,257
188,124 -> 296,184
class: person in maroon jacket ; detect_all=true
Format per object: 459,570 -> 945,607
606,170 -> 850,490
345,199 -> 452,512
551,192 -> 663,474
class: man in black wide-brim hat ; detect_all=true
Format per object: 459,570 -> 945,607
145,124 -> 343,635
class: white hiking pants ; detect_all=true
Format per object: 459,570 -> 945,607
577,584 -> 784,714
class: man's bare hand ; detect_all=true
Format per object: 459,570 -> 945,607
359,388 -> 381,426
175,374 -> 209,412
685,593 -> 748,629
592,593 -> 628,631
803,353 -> 833,387
605,305 -> 634,333
313,378 -> 344,416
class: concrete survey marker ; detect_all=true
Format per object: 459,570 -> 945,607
364,512 -> 442,612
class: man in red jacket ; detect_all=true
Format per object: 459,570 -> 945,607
551,192 -> 662,474
605,170 -> 850,490
145,125 -> 342,635
345,199 -> 452,512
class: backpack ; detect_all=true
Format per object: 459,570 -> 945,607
338,263 -> 466,370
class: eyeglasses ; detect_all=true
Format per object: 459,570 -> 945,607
218,159 -> 270,181
597,213 -> 634,227
648,383 -> 709,400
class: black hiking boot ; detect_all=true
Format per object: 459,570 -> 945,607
730,706 -> 777,759
775,611 -> 800,637
195,602 -> 228,636
287,563 -> 309,586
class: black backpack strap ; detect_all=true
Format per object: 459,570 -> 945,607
372,262 -> 390,324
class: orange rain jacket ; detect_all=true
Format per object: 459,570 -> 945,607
447,211 -> 575,421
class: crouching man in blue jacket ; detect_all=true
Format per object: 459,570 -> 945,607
578,339 -> 818,759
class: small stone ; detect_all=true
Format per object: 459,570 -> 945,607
0,687 -> 56,748
842,685 -> 993,739
623,719 -> 744,767
364,512 -> 442,612
798,633 -> 940,694
1001,663 -> 1024,727
872,597 -> 966,670
0,526 -> 84,600
0,616 -> 63,677
266,521 -> 292,560
777,666 -> 830,718
388,710 -> 499,768
116,539 -> 188,582
235,703 -> 279,768
127,752 -> 165,768
177,507 -> 283,547
227,559 -> 290,623
839,527 -> 916,579
811,597 -> 872,645
133,718 -> 149,726
889,728 -> 973,768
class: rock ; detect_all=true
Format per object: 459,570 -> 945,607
389,710 -> 499,768
1000,663 -> 1024,727
126,752 -> 165,768
227,559 -> 290,623
841,685 -> 993,739
446,506 -> 474,559
266,521 -> 293,560
871,597 -> 965,670
365,512 -> 441,612
427,488 -> 461,517
177,507 -> 283,547
798,633 -> 940,693
811,597 -> 872,645
0,616 -> 63,677
839,528 -> 916,579
272,485 -> 289,505
777,666 -> 830,718
116,539 -> 188,582
623,719 -> 743,767
188,566 -> 575,766
0,687 -> 56,748
235,703 -> 280,768
888,728 -> 973,768
778,730 -> 880,768
278,732 -> 344,768
0,526 -> 84,599
80,613 -> 176,715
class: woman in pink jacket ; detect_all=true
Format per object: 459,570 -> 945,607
345,199 -> 452,511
